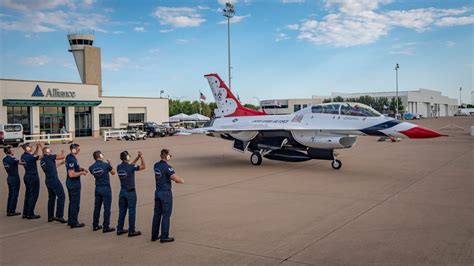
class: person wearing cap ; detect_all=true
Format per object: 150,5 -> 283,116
40,147 -> 67,223
89,150 -> 116,233
151,149 -> 184,243
116,150 -> 145,237
3,146 -> 23,216
65,143 -> 88,228
20,142 -> 42,219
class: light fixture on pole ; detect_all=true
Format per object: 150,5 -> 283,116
160,90 -> 164,98
223,1 -> 235,91
459,87 -> 462,107
395,63 -> 400,119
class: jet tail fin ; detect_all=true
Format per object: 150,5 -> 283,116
204,73 -> 266,117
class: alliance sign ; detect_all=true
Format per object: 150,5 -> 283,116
32,85 -> 76,98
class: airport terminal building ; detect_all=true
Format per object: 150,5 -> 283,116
332,89 -> 458,117
0,33 -> 168,137
260,98 -> 325,115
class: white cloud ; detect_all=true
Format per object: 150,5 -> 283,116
325,0 -> 393,15
159,29 -> 174,33
286,24 -> 299,30
218,0 -> 238,5
134,26 -> 145,32
152,6 -> 206,28
148,48 -> 160,54
82,0 -> 94,7
281,0 -> 305,3
0,1 -> 109,33
275,33 -> 290,42
103,57 -> 130,71
445,41 -> 456,47
112,30 -> 124,34
218,14 -> 250,24
0,0 -> 76,11
289,3 -> 474,47
175,39 -> 192,44
390,42 -> 418,56
435,15 -> 474,26
21,55 -> 51,66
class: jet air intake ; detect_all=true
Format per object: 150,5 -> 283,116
291,131 -> 357,149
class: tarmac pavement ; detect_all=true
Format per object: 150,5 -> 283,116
0,116 -> 473,265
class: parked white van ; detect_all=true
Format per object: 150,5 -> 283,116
0,123 -> 24,147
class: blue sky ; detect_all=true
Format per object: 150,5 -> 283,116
0,0 -> 473,105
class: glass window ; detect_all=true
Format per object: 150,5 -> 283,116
4,125 -> 22,132
311,105 -> 322,113
303,104 -> 308,109
78,39 -> 84,45
72,39 -> 77,45
323,104 -> 340,114
100,114 -> 112,127
90,41 -> 93,46
75,106 -> 92,137
128,113 -> 145,123
294,104 -> 302,112
7,106 -> 30,135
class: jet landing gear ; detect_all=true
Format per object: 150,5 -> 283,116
331,151 -> 342,170
250,152 -> 262,166
331,159 -> 342,170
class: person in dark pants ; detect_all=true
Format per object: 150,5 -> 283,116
3,146 -> 23,216
151,149 -> 184,243
65,143 -> 88,228
20,142 -> 42,219
89,150 -> 116,233
40,147 -> 67,223
116,150 -> 145,237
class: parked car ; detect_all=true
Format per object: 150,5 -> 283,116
123,130 -> 147,141
0,123 -> 24,147
162,124 -> 178,136
144,122 -> 166,137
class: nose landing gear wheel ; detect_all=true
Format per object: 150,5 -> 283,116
250,152 -> 262,166
331,159 -> 342,170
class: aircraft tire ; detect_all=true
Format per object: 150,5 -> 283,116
331,159 -> 342,170
250,152 -> 262,166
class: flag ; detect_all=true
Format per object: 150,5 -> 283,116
199,91 -> 206,101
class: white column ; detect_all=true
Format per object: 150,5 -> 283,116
31,106 -> 40,134
66,106 -> 75,137
92,106 -> 100,137
0,106 -> 7,122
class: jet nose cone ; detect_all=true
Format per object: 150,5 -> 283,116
399,125 -> 446,139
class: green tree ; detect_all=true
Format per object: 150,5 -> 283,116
243,103 -> 258,110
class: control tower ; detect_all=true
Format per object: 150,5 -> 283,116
67,31 -> 103,96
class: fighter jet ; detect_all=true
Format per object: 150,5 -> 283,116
199,73 -> 444,169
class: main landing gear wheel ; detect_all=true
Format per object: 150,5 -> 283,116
250,152 -> 262,166
331,159 -> 342,170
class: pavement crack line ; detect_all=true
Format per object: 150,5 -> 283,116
279,147 -> 472,265
177,239 -> 285,263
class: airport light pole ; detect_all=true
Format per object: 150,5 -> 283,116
459,87 -> 462,106
223,2 -> 235,91
395,63 -> 400,119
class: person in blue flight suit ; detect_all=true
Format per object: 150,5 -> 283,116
65,143 -> 88,228
89,150 -> 116,233
116,150 -> 145,237
40,147 -> 67,223
3,146 -> 23,216
20,142 -> 43,219
151,149 -> 184,243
